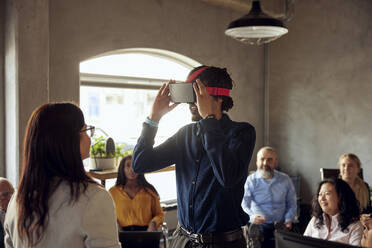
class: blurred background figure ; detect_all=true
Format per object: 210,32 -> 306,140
338,153 -> 371,213
109,155 -> 164,232
0,178 -> 14,224
361,214 -> 372,247
304,178 -> 363,246
0,178 -> 14,248
3,102 -> 120,248
242,146 -> 297,248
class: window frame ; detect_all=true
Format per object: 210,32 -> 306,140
79,49 -> 201,178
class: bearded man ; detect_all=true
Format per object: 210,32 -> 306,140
241,146 -> 296,248
133,66 -> 256,248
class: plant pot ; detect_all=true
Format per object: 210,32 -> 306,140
90,157 -> 116,170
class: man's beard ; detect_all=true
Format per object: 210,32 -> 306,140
189,104 -> 202,122
191,113 -> 202,122
258,166 -> 274,179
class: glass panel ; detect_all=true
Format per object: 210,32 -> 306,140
80,53 -> 191,81
80,49 -> 200,201
80,86 -> 192,147
145,171 -> 177,202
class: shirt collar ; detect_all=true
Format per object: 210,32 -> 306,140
323,212 -> 340,227
196,113 -> 230,133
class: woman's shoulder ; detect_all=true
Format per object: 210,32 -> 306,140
75,183 -> 115,211
57,182 -> 112,205
85,182 -> 106,192
83,183 -> 111,199
108,185 -> 122,194
308,216 -> 317,225
143,187 -> 160,199
348,220 -> 363,231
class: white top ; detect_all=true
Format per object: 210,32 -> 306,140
4,182 -> 121,248
304,214 -> 363,246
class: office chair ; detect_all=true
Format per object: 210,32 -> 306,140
320,168 -> 364,181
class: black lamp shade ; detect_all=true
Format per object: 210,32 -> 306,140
225,0 -> 288,45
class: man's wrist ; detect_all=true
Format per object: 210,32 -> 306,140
149,113 -> 161,123
145,117 -> 159,127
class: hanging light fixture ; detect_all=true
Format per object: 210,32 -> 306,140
225,0 -> 288,45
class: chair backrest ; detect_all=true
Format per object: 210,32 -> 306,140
320,168 -> 364,181
289,175 -> 301,222
289,175 -> 300,197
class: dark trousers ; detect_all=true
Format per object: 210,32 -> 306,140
259,223 -> 275,248
170,225 -> 246,248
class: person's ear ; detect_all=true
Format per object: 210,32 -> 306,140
274,158 -> 279,168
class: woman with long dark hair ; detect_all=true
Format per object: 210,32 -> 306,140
4,102 -> 120,248
304,178 -> 363,246
109,155 -> 164,231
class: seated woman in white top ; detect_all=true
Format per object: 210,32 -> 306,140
4,103 -> 121,248
304,178 -> 363,246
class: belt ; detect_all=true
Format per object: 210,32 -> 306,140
179,226 -> 243,244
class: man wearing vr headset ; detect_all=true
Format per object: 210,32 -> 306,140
133,65 -> 256,248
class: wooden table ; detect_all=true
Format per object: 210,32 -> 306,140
86,166 -> 175,186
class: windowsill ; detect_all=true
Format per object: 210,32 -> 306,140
161,199 -> 177,211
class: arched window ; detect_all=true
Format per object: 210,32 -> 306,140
80,48 -> 201,202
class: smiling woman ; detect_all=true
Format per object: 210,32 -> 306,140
304,178 -> 363,246
79,48 -> 201,202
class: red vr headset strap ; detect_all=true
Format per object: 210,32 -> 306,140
186,66 -> 231,96
186,67 -> 209,83
205,87 -> 230,97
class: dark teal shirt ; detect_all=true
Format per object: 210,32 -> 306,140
133,114 -> 256,234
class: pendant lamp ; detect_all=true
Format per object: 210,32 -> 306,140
225,0 -> 288,45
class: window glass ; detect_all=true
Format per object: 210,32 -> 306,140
80,52 -> 191,81
80,86 -> 191,146
80,49 -> 200,201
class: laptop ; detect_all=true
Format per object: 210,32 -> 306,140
118,231 -> 162,248
275,229 -> 361,248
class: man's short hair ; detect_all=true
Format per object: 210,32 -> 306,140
0,178 -> 14,192
187,65 -> 234,112
257,146 -> 277,157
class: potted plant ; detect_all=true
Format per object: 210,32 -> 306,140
90,136 -> 116,170
114,143 -> 134,166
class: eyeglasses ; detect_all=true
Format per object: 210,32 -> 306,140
81,125 -> 95,137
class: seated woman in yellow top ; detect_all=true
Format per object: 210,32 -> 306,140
109,155 -> 164,231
